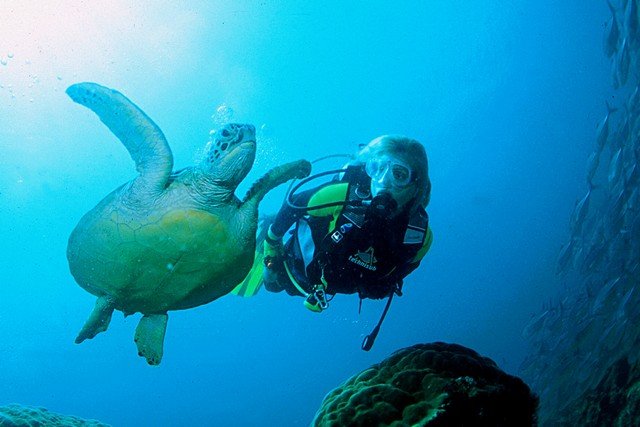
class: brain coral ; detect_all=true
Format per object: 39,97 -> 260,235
0,404 -> 109,427
313,342 -> 538,426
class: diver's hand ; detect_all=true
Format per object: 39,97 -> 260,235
263,241 -> 283,268
263,227 -> 284,269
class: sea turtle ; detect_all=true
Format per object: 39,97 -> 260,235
66,82 -> 310,365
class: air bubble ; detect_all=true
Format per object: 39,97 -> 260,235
0,59 -> 7,66
211,104 -> 234,126
258,123 -> 273,139
7,53 -> 13,59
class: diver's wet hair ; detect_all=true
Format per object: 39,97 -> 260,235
356,135 -> 431,208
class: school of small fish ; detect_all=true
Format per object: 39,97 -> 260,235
520,0 -> 640,421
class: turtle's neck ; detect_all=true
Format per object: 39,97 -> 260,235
188,167 -> 236,207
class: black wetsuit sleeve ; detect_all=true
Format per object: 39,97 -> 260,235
270,187 -> 317,238
362,261 -> 419,299
390,225 -> 432,286
395,261 -> 420,283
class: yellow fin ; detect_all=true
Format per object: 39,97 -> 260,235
231,251 -> 264,297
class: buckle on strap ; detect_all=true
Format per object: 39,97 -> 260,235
304,283 -> 329,313
313,285 -> 329,310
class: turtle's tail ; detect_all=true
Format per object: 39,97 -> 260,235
243,159 -> 311,206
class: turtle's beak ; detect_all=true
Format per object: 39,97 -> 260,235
241,124 -> 256,138
235,124 -> 256,150
239,124 -> 256,145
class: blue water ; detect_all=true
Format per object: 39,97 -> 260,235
0,1 -> 613,425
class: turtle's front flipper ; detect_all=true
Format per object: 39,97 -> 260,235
66,82 -> 173,196
75,296 -> 115,344
134,313 -> 168,365
243,159 -> 312,208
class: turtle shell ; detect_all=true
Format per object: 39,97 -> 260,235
67,195 -> 254,314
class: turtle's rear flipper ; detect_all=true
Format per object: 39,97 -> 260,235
134,313 -> 168,365
75,296 -> 115,344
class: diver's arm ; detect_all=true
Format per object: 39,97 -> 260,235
269,187 -> 316,239
413,226 -> 434,264
264,188 -> 317,263
396,226 -> 433,280
367,226 -> 433,297
269,182 -> 349,239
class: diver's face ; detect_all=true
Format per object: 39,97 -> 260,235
366,155 -> 417,213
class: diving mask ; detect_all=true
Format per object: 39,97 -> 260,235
365,155 -> 412,188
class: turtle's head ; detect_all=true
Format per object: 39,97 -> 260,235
202,123 -> 256,188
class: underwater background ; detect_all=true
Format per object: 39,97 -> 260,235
0,1 -> 623,425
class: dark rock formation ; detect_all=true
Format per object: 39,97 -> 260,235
313,342 -> 538,426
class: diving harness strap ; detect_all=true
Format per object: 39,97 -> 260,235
282,258 -> 330,312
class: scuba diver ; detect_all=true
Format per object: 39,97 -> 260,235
233,135 -> 433,350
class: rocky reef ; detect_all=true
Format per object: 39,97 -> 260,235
0,404 -> 109,427
556,357 -> 640,426
520,0 -> 640,423
312,342 -> 538,426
